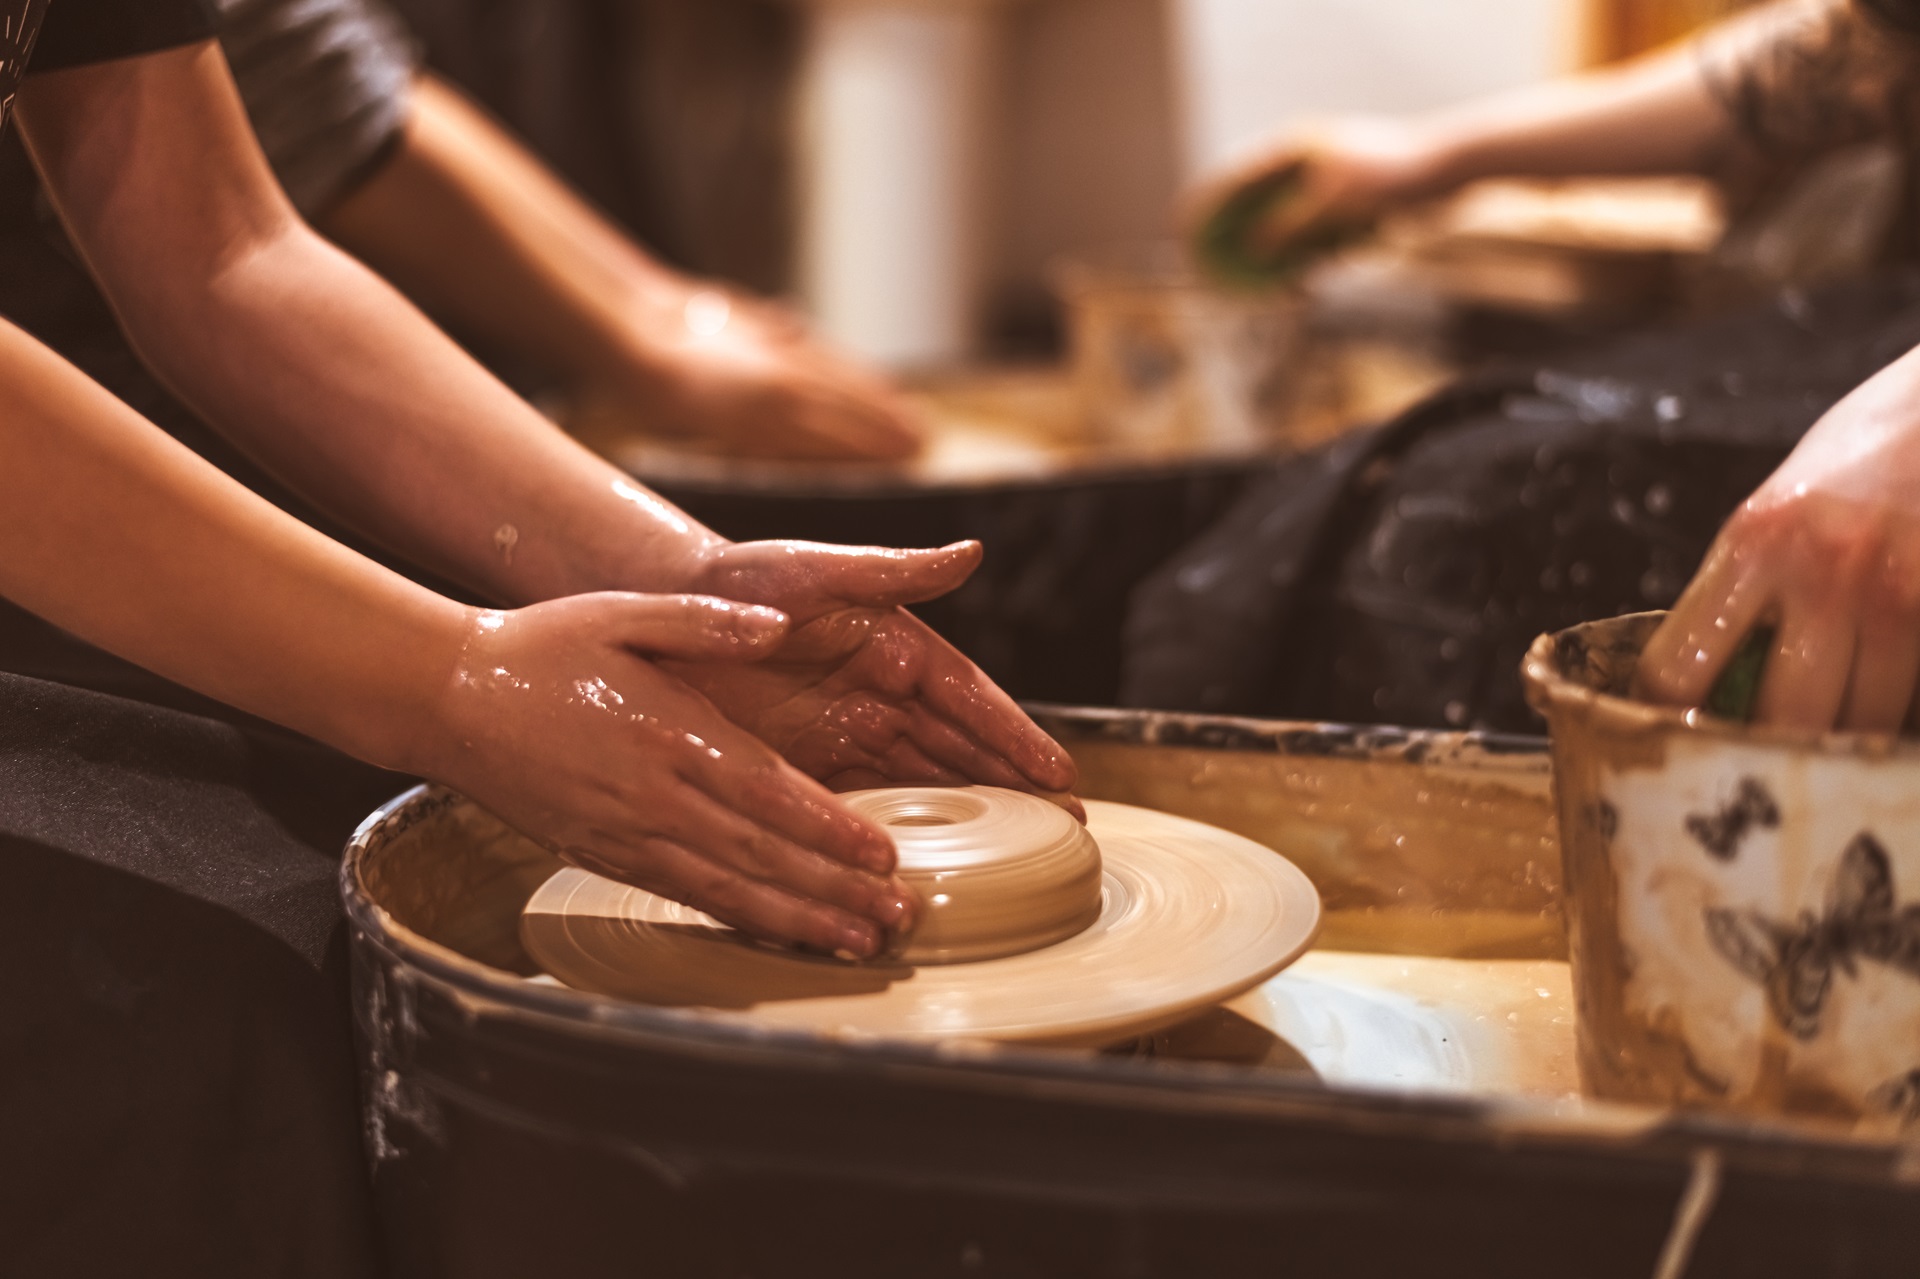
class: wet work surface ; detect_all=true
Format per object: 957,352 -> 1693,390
1133,952 -> 1577,1102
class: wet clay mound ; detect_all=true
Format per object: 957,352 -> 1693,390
1124,274 -> 1920,733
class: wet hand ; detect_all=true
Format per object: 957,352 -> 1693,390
421,593 -> 918,957
1636,354 -> 1920,733
608,287 -> 925,463
671,539 -> 1083,816
1184,116 -> 1444,278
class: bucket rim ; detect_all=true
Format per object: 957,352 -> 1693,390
1522,612 -> 1920,761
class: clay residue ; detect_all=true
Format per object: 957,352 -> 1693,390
1067,737 -> 1563,960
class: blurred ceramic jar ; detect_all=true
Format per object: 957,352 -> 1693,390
1051,244 -> 1310,454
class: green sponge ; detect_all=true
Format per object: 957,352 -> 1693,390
1193,167 -> 1368,289
1704,627 -> 1774,723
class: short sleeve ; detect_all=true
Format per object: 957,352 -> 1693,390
213,0 -> 416,217
30,0 -> 216,74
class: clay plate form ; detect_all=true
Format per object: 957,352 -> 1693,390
1525,612 -> 1920,1127
522,786 -> 1321,1048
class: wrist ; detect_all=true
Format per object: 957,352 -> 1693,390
343,597 -> 483,779
1404,115 -> 1481,196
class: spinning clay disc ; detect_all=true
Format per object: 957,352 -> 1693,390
521,787 -> 1322,1047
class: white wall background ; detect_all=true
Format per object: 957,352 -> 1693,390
1172,0 -> 1583,177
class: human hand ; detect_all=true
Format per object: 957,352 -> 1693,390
669,538 -> 1084,815
1636,353 -> 1920,732
1184,116 -> 1448,283
605,286 -> 926,463
421,592 -> 918,957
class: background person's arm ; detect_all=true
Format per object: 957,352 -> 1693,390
19,42 -> 721,612
1188,0 -> 1861,263
322,75 -> 922,462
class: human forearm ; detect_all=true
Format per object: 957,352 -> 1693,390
0,318 -> 466,769
1410,35 -> 1735,192
128,223 -> 723,603
1188,0 -> 1872,266
1422,0 -> 1905,191
321,75 -> 923,462
322,74 -> 688,393
17,47 -> 724,607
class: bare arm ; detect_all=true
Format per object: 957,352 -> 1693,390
18,43 -> 724,609
17,40 -> 1075,803
320,74 -> 922,461
0,313 -> 461,769
1190,0 -> 1904,260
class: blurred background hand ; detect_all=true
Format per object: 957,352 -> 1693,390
590,285 -> 928,463
1184,116 -> 1449,272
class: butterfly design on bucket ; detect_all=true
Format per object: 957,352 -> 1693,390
1685,777 -> 1779,861
1704,833 -> 1920,1040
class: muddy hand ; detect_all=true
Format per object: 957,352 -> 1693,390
1183,116 -> 1443,268
1637,352 -> 1920,733
669,539 -> 1083,816
423,593 -> 918,957
617,288 -> 925,463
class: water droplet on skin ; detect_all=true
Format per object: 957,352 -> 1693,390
611,477 -> 692,536
683,290 -> 733,339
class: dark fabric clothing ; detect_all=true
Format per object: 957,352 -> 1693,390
28,0 -> 214,75
388,0 -> 801,294
1123,275 -> 1920,734
0,671 -> 401,1279
213,0 -> 416,217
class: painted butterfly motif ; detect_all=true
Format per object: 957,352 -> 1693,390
1703,833 -> 1920,1040
1868,1069 -> 1920,1129
1685,777 -> 1780,861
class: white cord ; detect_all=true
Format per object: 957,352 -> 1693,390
1652,1147 -> 1725,1279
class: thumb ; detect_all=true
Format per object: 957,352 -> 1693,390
602,593 -> 790,661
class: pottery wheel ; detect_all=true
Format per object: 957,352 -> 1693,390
521,788 -> 1321,1047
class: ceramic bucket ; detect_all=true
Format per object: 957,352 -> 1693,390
1524,613 -> 1920,1126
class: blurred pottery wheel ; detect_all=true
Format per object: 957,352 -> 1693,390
521,787 -> 1321,1047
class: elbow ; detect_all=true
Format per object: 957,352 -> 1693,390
106,216 -> 314,389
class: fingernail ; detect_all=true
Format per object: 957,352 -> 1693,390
862,830 -> 898,872
837,925 -> 879,960
873,892 -> 916,928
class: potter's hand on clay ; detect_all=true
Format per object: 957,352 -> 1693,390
668,539 -> 1085,816
1637,351 -> 1920,732
1184,117 -> 1444,268
600,287 -> 927,463
429,593 -> 918,957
